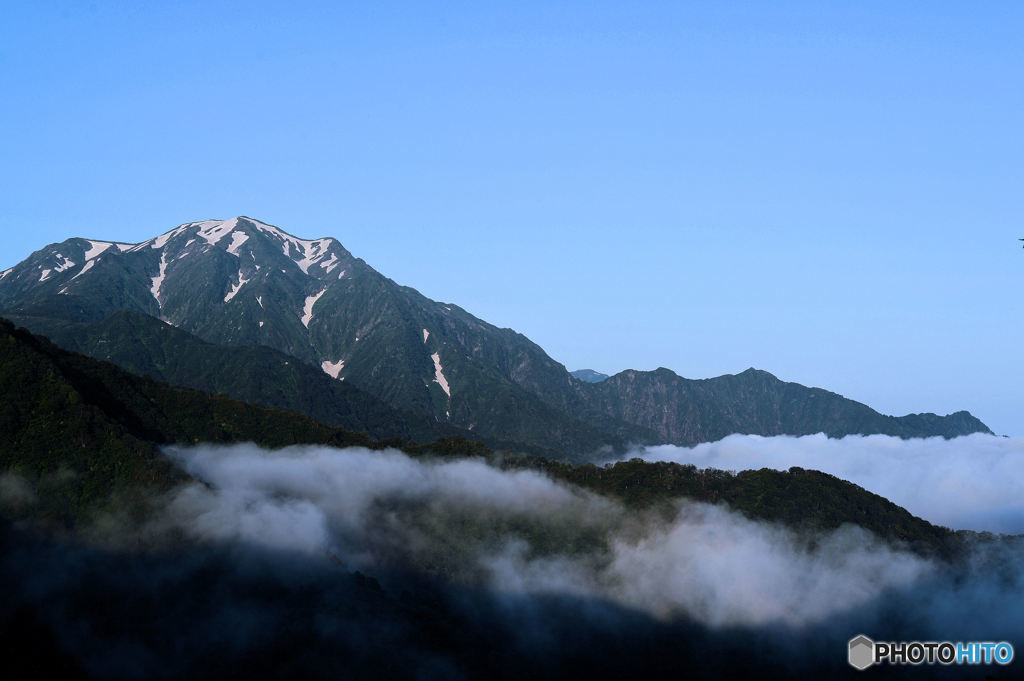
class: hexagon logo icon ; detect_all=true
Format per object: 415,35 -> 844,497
849,635 -> 875,670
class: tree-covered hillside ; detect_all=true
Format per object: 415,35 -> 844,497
1,317 -> 972,558
12,309 -> 467,443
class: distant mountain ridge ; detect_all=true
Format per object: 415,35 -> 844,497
571,369 -> 609,383
572,367 -> 990,445
0,216 -> 991,458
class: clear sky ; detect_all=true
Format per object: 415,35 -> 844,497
2,2 -> 1022,434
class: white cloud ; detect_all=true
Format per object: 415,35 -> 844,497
159,443 -> 938,629
629,433 -> 1024,533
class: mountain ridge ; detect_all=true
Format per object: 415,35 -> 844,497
571,369 -> 610,383
573,365 -> 990,445
0,216 -> 991,457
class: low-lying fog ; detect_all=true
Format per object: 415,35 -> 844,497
629,433 -> 1024,534
4,442 -> 1022,679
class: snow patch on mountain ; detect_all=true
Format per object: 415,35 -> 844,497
84,240 -> 113,260
321,359 -> 345,379
151,225 -> 188,249
256,295 -> 263,309
115,243 -> 134,252
150,252 -> 169,307
247,218 -> 289,240
224,270 -> 249,303
226,230 -> 249,256
39,269 -> 51,282
319,253 -> 340,274
71,259 -> 95,280
423,329 -> 430,343
290,238 -> 334,274
301,288 -> 327,328
0,268 -> 12,280
431,352 -> 451,397
197,218 -> 239,246
245,218 -> 339,275
53,254 -> 76,272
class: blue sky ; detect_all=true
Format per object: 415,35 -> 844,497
2,2 -> 1023,434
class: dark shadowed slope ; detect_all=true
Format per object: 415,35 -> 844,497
10,309 -> 466,443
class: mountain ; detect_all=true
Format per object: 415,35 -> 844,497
0,316 -> 331,521
570,369 -> 609,383
0,216 -> 991,457
0,217 -> 648,456
569,367 -> 992,445
0,316 -> 501,523
0,316 -> 982,681
12,308 -> 483,446
0,316 -> 966,555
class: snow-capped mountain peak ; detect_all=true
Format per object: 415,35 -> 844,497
0,215 -> 992,457
12,217 -> 351,289
0,216 -> 480,421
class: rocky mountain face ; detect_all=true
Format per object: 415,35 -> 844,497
0,216 -> 992,458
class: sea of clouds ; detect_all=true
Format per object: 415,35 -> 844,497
150,443 -> 1020,633
6,442 -> 1024,679
627,433 -> 1024,534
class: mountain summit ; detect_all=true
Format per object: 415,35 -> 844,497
0,217 -> 992,458
1,216 -> 356,343
0,217 -> 629,453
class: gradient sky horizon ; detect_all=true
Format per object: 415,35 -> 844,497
3,2 -> 1022,434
